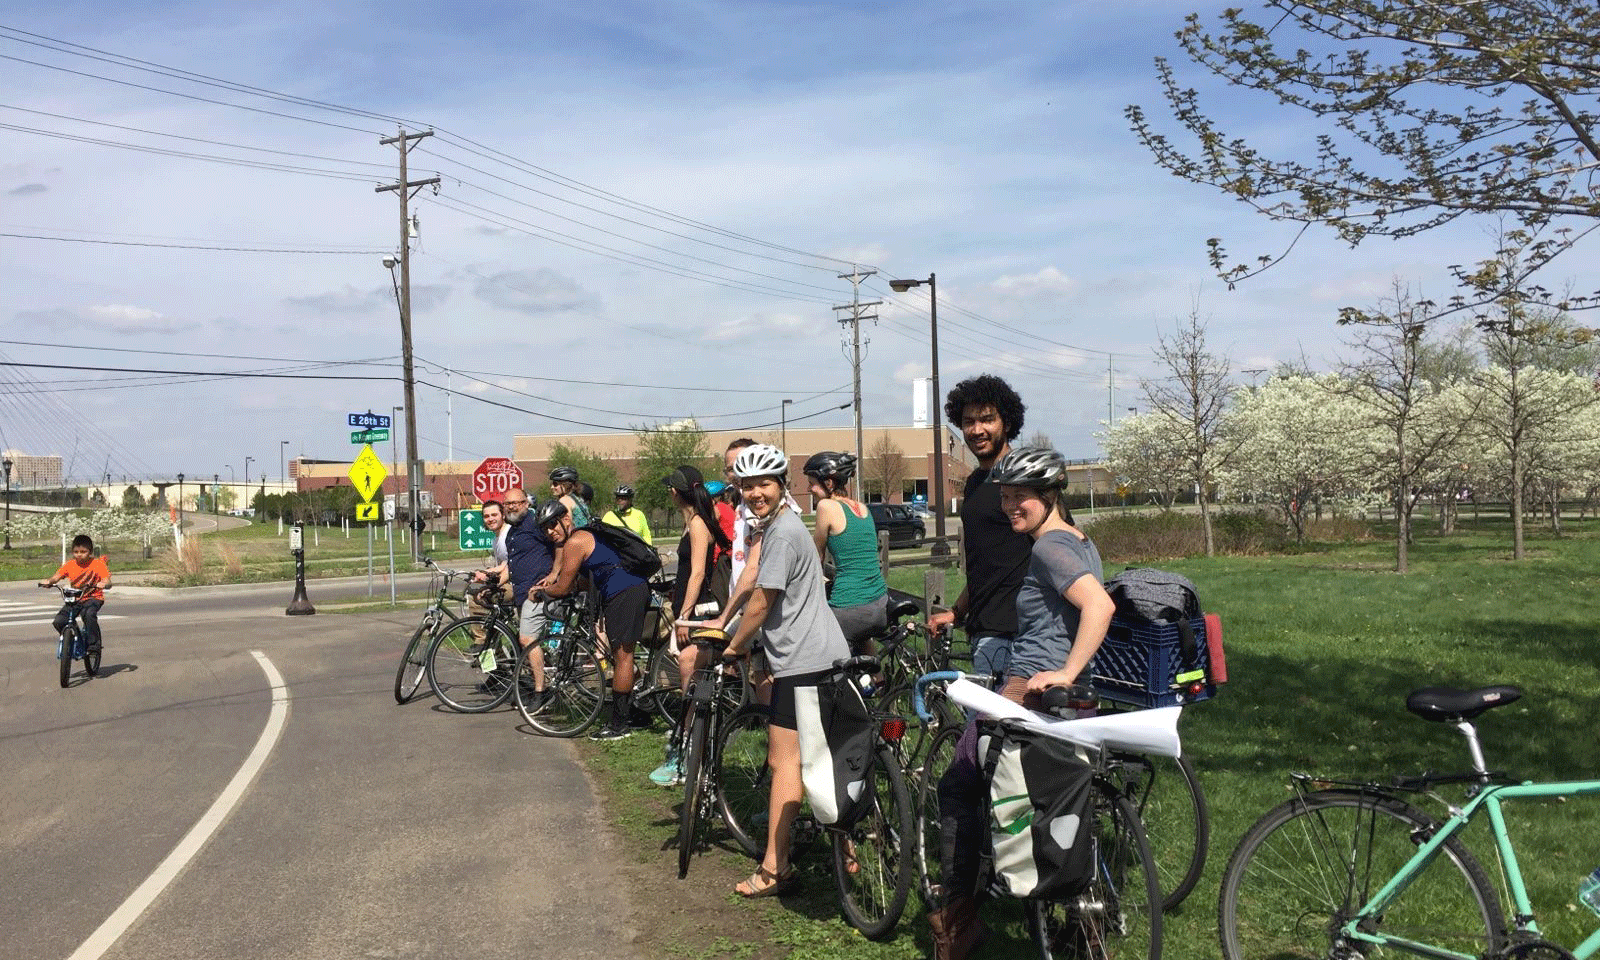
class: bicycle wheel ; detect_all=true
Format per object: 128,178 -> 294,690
58,625 -> 75,688
916,725 -> 962,908
678,709 -> 711,879
425,616 -> 519,713
883,682 -> 959,765
1218,788 -> 1505,960
393,611 -> 443,704
718,704 -> 773,859
1031,782 -> 1161,960
524,634 -> 609,737
83,634 -> 101,678
1107,751 -> 1208,912
832,742 -> 914,941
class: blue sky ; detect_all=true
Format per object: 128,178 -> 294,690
2,1 -> 1584,484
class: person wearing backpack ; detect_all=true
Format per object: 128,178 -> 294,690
533,499 -> 652,741
930,446 -> 1116,960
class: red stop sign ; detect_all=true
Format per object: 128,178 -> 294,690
472,457 -> 524,500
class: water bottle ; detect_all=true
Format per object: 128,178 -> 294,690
856,673 -> 876,699
1580,866 -> 1600,917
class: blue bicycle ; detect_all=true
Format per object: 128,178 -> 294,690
46,582 -> 104,688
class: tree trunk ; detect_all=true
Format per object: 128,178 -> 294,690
1510,453 -> 1525,560
1395,481 -> 1409,574
1550,482 -> 1562,535
1198,488 -> 1215,556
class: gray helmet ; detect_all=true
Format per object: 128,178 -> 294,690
989,446 -> 1068,489
548,466 -> 579,485
803,451 -> 857,482
535,499 -> 569,528
614,484 -> 634,498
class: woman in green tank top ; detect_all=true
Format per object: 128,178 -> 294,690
803,451 -> 889,650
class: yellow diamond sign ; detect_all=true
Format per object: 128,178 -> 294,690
349,444 -> 387,502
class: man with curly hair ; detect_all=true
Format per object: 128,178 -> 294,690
927,374 -> 1033,685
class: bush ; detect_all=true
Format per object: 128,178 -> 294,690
1086,508 -> 1296,561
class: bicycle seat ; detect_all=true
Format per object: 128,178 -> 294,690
1405,685 -> 1522,723
887,597 -> 921,623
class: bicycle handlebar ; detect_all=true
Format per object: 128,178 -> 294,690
913,670 -> 964,723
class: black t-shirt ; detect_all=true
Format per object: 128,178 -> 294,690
960,468 -> 1033,636
506,511 -> 554,606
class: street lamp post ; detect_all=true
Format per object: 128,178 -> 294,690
888,273 -> 948,557
280,440 -> 289,492
2,457 -> 12,550
213,474 -> 220,515
244,457 -> 254,516
780,398 -> 793,452
177,473 -> 185,529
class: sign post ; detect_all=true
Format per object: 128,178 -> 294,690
285,522 -> 315,615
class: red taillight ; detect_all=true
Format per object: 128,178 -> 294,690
880,717 -> 908,743
1187,681 -> 1205,696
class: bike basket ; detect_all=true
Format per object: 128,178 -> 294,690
1089,614 -> 1215,709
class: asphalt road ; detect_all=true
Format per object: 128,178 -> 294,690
0,584 -> 644,960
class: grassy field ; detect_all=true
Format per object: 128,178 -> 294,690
575,515 -> 1600,959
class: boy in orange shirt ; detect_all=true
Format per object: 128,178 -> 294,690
41,534 -> 111,651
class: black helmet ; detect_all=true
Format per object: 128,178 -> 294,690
803,450 -> 857,482
989,446 -> 1068,489
615,484 -> 634,498
548,466 -> 579,485
535,500 -> 569,528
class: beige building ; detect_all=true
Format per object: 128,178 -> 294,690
2,450 -> 64,488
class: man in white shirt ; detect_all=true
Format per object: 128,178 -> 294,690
466,500 -> 512,646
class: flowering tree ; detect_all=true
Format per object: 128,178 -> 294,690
1217,375 -> 1372,542
1098,413 -> 1191,510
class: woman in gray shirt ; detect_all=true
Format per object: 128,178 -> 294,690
930,446 -> 1116,959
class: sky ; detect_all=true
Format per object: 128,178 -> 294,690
2,0 -> 1591,486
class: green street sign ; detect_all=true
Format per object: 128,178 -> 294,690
459,508 -> 496,551
351,428 -> 390,444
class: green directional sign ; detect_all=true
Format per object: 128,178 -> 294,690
459,508 -> 496,551
351,428 -> 390,444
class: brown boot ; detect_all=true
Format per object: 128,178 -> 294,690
927,896 -> 986,960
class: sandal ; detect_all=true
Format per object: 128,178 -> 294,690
735,864 -> 799,898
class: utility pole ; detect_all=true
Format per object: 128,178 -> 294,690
834,266 -> 879,501
377,127 -> 440,562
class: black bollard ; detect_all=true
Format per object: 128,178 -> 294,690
286,522 -> 315,616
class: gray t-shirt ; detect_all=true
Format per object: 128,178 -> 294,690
755,508 -> 850,678
1008,529 -> 1104,682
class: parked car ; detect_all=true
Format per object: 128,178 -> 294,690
905,501 -> 932,519
867,502 -> 926,547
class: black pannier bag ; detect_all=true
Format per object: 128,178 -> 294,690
977,720 -> 1096,899
795,669 -> 877,828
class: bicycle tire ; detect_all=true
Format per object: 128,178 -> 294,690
832,742 -> 914,941
1031,781 -> 1161,960
1107,750 -> 1208,912
425,616 -> 519,713
1217,788 -> 1505,960
83,636 -> 101,677
883,682 -> 959,765
915,725 -> 962,909
58,625 -> 75,688
393,611 -> 444,704
716,704 -> 821,864
523,634 -> 609,737
678,709 -> 711,879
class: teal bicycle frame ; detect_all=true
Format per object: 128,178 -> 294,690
1339,776 -> 1600,959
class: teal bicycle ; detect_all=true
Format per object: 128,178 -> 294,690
1218,684 -> 1600,960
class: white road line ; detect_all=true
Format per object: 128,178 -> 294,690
66,650 -> 290,960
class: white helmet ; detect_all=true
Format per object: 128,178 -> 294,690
731,443 -> 789,479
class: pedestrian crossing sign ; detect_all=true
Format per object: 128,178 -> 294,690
355,502 -> 380,522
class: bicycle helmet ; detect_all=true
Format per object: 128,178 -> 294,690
548,466 -> 579,485
535,499 -> 569,529
731,443 -> 789,480
803,451 -> 857,482
614,484 -> 634,498
988,446 -> 1068,489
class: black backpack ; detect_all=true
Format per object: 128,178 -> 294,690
585,520 -> 663,579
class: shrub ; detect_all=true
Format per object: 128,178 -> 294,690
1086,508 -> 1296,561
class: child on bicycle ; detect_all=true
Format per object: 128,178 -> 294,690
930,446 -> 1115,960
41,534 -> 112,652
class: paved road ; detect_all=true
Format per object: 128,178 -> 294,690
0,585 -> 643,960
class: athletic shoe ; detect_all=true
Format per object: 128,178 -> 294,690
648,744 -> 684,786
520,687 -> 549,714
590,719 -> 632,741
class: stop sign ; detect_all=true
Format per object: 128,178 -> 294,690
472,457 -> 524,500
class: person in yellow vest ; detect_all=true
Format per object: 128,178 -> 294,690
600,484 -> 653,543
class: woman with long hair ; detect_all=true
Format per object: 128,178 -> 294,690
803,451 -> 889,651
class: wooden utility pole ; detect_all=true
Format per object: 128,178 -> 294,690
377,127 -> 440,562
834,267 -> 879,501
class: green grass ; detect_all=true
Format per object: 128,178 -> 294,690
576,516 -> 1600,958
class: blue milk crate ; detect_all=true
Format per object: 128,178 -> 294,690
1089,614 -> 1216,709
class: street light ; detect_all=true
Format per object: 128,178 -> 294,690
780,398 -> 794,452
280,440 -> 290,491
213,473 -> 220,516
244,457 -> 254,514
226,464 -> 235,484
1127,406 -> 1138,417
176,473 -> 185,528
2,457 -> 12,550
887,273 -> 948,556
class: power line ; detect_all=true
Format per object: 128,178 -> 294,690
0,232 -> 390,254
0,339 -> 399,366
